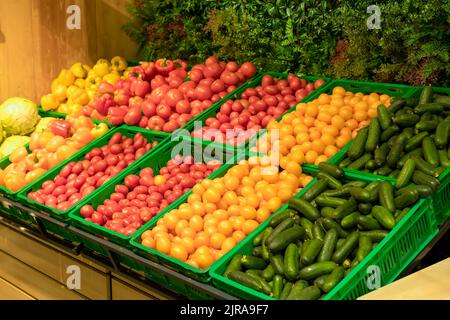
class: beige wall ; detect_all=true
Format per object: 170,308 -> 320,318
0,0 -> 138,102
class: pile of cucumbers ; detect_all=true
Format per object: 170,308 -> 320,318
223,163 -> 428,300
340,86 -> 450,191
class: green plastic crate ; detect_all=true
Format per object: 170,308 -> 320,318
15,126 -> 168,241
68,139 -> 240,261
179,72 -> 329,154
209,172 -> 438,300
129,151 -> 256,284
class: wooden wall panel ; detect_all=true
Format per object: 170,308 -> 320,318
0,0 -> 138,102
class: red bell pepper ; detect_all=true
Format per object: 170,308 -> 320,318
174,59 -> 188,70
49,120 -> 71,138
155,59 -> 175,76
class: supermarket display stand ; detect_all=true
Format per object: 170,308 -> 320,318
0,195 -> 236,300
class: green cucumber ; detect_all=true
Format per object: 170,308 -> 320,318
245,272 -> 272,295
261,264 -> 275,281
348,153 -> 373,170
356,235 -> 372,262
241,255 -> 267,270
284,243 -> 299,281
261,227 -> 273,261
224,254 -> 243,277
280,282 -> 293,300
416,120 -> 439,132
301,179 -> 328,202
366,118 -> 381,152
332,232 -> 360,264
270,254 -> 285,276
357,215 -> 381,230
423,137 -> 439,166
360,230 -> 389,242
315,195 -> 347,208
419,86 -> 432,104
388,98 -> 406,113
269,209 -> 297,228
374,143 -> 389,166
298,261 -> 338,280
415,102 -> 444,115
386,134 -> 407,168
252,246 -> 263,257
300,217 -> 314,240
398,148 -> 423,168
377,104 -> 392,130
285,280 -> 309,300
336,238 -> 346,251
403,127 -> 414,140
395,158 -> 415,188
379,181 -> 396,213
412,170 -> 441,191
318,163 -> 344,178
396,184 -> 433,198
349,187 -> 371,202
322,266 -> 345,293
388,170 -> 400,179
288,198 -> 320,221
320,207 -> 336,219
348,127 -> 369,160
228,271 -> 264,293
322,217 -> 349,238
358,203 -> 373,215
339,157 -> 352,168
371,205 -> 396,230
287,285 -> 321,300
374,165 -> 393,176
333,198 -> 358,220
365,160 -> 378,170
435,120 -> 450,149
341,212 -> 360,229
394,113 -> 420,127
380,125 -> 400,142
312,223 -> 325,241
300,239 -> 323,266
266,218 -> 295,245
439,149 -> 450,167
317,172 -> 342,189
411,155 -> 438,177
268,225 -> 305,253
405,132 -> 429,152
272,275 -> 283,298
317,228 -> 339,262
313,274 -> 329,290
394,189 -> 419,209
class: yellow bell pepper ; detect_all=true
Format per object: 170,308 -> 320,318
82,64 -> 91,74
86,76 -> 101,90
103,72 -> 120,85
51,79 -> 61,93
87,89 -> 97,102
57,69 -> 76,86
57,103 -> 69,114
111,56 -> 127,72
70,62 -> 87,79
51,83 -> 68,102
75,78 -> 86,88
67,103 -> 83,115
93,60 -> 110,77
41,94 -> 59,111
91,123 -> 109,139
67,88 -> 89,106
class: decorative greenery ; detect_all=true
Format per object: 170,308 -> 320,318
124,0 -> 450,86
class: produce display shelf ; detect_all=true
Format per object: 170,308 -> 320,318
317,86 -> 450,226
67,139 -> 239,266
0,196 -> 236,300
180,71 -> 329,154
15,126 -> 168,242
209,172 -> 438,300
129,151 -> 251,284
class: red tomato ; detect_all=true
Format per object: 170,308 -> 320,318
205,56 -> 219,65
194,85 -> 213,100
221,71 -> 239,86
175,100 -> 191,114
156,103 -> 172,120
261,75 -> 274,86
189,69 -> 203,83
239,62 -> 257,78
165,89 -> 184,107
203,63 -> 223,79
